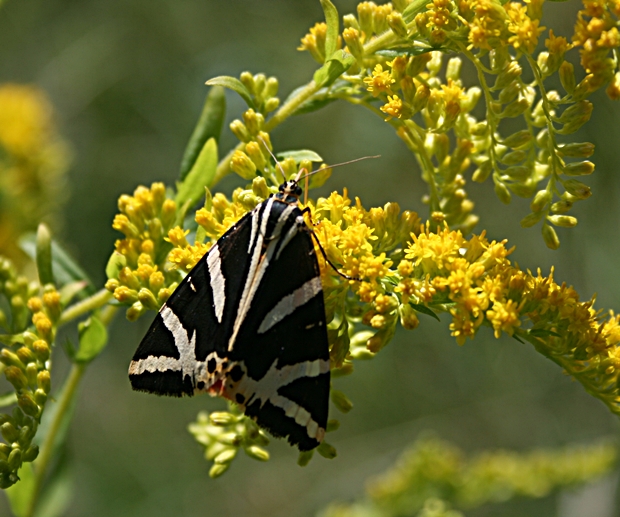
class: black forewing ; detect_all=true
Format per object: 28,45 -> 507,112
233,203 -> 329,380
129,209 -> 256,395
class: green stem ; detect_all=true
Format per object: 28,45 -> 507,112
57,289 -> 112,327
25,363 -> 86,517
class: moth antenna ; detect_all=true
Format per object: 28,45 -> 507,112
299,155 -> 381,181
258,136 -> 287,183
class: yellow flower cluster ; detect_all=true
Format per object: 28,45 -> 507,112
0,84 -> 71,263
297,0 -> 620,247
368,435 -> 616,513
105,183 -> 180,320
573,0 -> 620,96
0,257 -> 59,488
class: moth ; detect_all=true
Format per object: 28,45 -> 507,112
128,175 -> 331,451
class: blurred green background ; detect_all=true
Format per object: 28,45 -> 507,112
2,0 -> 620,516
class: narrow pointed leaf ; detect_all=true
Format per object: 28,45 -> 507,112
205,76 -> 254,110
179,86 -> 226,181
176,138 -> 218,207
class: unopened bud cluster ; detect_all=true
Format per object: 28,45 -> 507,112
187,408 -> 271,478
0,257 -> 58,488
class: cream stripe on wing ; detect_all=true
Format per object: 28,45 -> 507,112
207,244 -> 225,323
257,276 -> 322,334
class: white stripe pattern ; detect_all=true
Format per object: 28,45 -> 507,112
128,307 -> 198,381
207,244 -> 226,323
228,357 -> 329,441
257,277 -> 322,334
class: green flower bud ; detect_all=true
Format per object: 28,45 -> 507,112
242,109 -> 264,136
37,370 -> 51,394
551,199 -> 573,213
472,159 -> 492,183
387,12 -> 408,38
229,119 -> 251,143
1,422 -> 18,443
331,390 -> 353,413
209,462 -> 230,478
343,13 -> 359,29
264,97 -> 280,113
530,190 -> 551,212
494,61 -> 522,89
7,448 -> 21,470
399,304 -> 419,330
0,350 -> 26,370
350,347 -> 376,360
412,83 -> 430,112
18,394 -> 40,417
562,161 -> 595,176
209,412 -> 238,426
501,97 -> 529,118
245,141 -> 267,171
563,179 -> 591,199
32,339 -> 50,363
25,363 -> 38,387
460,86 -> 481,113
217,432 -> 242,446
244,445 -> 270,462
264,77 -> 279,98
5,366 -> 28,391
137,288 -> 159,311
559,61 -> 575,94
558,100 -> 593,126
0,443 -> 10,459
520,211 -> 544,228
297,450 -> 314,467
331,362 -> 354,377
253,74 -> 266,97
357,1 -> 375,35
542,223 -> 560,250
503,165 -> 530,181
508,181 -> 537,198
494,181 -> 512,204
0,459 -> 9,475
205,442 -> 228,462
558,142 -> 595,158
503,129 -> 532,149
500,150 -> 527,166
34,389 -> 47,406
548,215 -> 578,228
317,441 -> 337,459
239,71 -> 255,95
126,301 -> 146,322
406,54 -> 432,78
213,448 -> 238,464
22,445 -> 39,463
498,81 -> 520,104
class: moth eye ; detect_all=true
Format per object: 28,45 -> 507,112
207,358 -> 217,373
235,393 -> 245,404
197,381 -> 205,390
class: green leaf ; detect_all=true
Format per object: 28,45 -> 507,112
75,316 -> 108,363
409,302 -> 441,321
105,251 -> 126,280
529,328 -> 562,338
179,86 -> 226,181
36,224 -> 54,286
19,235 -> 95,297
313,50 -> 355,88
175,138 -> 218,208
205,76 -> 254,110
276,150 -> 324,163
0,391 -> 17,408
320,0 -> 339,60
5,462 -> 35,517
402,0 -> 430,22
58,281 -> 88,307
293,95 -> 337,115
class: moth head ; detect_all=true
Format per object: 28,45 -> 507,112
279,180 -> 302,199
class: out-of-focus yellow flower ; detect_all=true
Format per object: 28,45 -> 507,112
0,84 -> 71,262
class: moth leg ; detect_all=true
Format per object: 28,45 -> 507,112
300,207 -> 361,282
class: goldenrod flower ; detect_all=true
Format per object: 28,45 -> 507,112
364,64 -> 395,96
